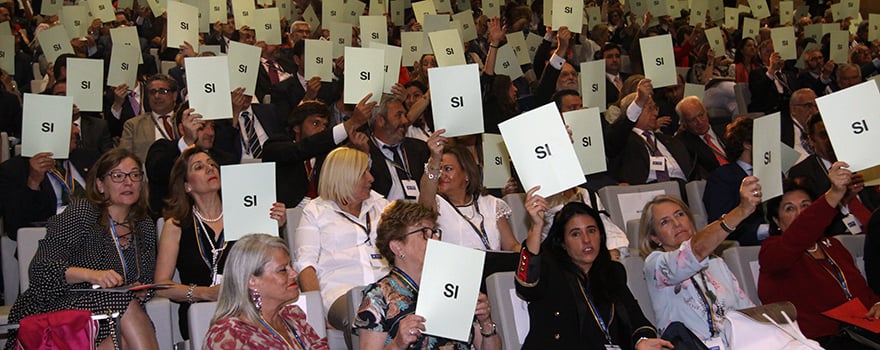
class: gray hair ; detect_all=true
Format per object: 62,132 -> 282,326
210,234 -> 291,325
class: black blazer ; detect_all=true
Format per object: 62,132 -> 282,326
748,67 -> 798,115
796,71 -> 829,97
269,75 -> 340,120
261,127 -> 340,208
213,104 -> 289,161
0,149 -> 98,240
606,72 -> 631,107
103,84 -> 142,138
516,249 -> 656,350
366,136 -> 430,198
605,115 -> 696,185
703,163 -> 767,245
674,123 -> 728,178
254,58 -> 297,104
79,115 -> 115,155
780,110 -> 797,150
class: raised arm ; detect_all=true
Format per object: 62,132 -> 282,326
690,175 -> 762,261
417,130 -> 447,210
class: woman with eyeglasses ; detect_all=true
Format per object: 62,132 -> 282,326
6,148 -> 160,349
154,146 -> 287,340
355,200 -> 500,350
294,147 -> 390,339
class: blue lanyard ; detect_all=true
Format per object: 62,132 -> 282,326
109,218 -> 139,283
257,315 -> 307,349
690,271 -> 718,336
337,212 -> 372,246
814,245 -> 854,300
440,195 -> 492,250
392,266 -> 419,294
576,277 -> 615,345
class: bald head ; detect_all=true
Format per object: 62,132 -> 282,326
789,88 -> 818,126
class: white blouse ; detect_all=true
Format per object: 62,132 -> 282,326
436,194 -> 511,251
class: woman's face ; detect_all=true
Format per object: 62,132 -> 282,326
774,190 -> 812,232
563,214 -> 602,273
437,153 -> 467,195
650,201 -> 696,251
742,39 -> 757,57
185,152 -> 220,195
251,249 -> 300,307
405,86 -> 423,109
97,157 -> 143,208
353,168 -> 374,203
397,219 -> 439,267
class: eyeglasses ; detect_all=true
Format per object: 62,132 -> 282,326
148,88 -> 175,96
794,102 -> 817,109
104,171 -> 145,183
406,227 -> 442,240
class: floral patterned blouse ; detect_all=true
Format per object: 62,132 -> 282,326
203,304 -> 329,350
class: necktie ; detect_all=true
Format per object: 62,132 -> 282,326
265,60 -> 281,84
72,122 -> 82,149
643,131 -> 670,182
305,159 -> 318,199
613,76 -> 623,91
703,134 -> 729,165
243,111 -> 263,158
159,115 -> 174,140
798,129 -> 814,155
383,144 -> 409,180
130,91 -> 141,115
775,72 -> 791,94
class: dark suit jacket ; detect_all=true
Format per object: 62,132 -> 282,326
367,136 -> 430,198
780,110 -> 797,149
255,58 -> 297,104
0,149 -> 98,240
674,124 -> 728,178
144,139 -> 237,218
605,115 -> 697,185
213,104 -> 289,161
103,84 -> 143,138
79,115 -> 115,155
748,67 -> 798,115
261,128 -> 341,207
605,72 -> 631,107
797,71 -> 829,97
704,163 -> 767,245
269,76 -> 340,120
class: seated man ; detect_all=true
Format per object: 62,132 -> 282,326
366,96 -> 430,201
674,96 -> 728,178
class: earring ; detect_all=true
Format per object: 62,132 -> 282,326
185,185 -> 192,192
250,288 -> 262,311
465,177 -> 470,183
398,253 -> 405,260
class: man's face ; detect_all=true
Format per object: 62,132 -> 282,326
147,80 -> 178,115
291,23 -> 311,43
836,67 -> 861,90
295,114 -> 329,141
805,50 -> 824,71
0,8 -> 10,22
790,91 -> 818,123
852,45 -> 872,65
679,101 -> 710,136
556,63 -> 578,91
196,121 -> 215,149
558,95 -> 582,113
375,101 -> 409,144
222,20 -> 235,36
809,121 -> 836,162
603,48 -> 621,74
238,29 -> 256,45
634,99 -> 659,131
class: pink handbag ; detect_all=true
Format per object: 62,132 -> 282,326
15,309 -> 98,350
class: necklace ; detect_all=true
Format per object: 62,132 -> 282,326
193,205 -> 223,222
193,209 -> 226,286
256,313 -> 306,349
806,243 -> 819,253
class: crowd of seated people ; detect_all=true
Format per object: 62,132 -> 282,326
4,0 -> 880,348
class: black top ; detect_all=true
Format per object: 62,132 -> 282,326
175,221 -> 235,339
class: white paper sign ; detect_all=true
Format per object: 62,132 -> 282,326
779,1 -> 794,24
106,45 -> 139,88
221,162 -> 278,241
110,26 -> 143,64
748,0 -> 769,19
186,56 -> 233,119
343,1 -> 366,25
780,142 -> 801,173
509,289 -> 530,344
305,39 -> 334,82
61,5 -> 89,39
302,4 -> 320,31
67,58 -> 103,112
433,0 -> 452,13
370,0 -> 387,15
182,0 -> 210,33
494,44 -> 523,80
483,0 -> 500,18
344,47 -> 384,104
226,40 -> 261,95
742,17 -> 759,40
829,30 -> 849,63
390,0 -> 406,26
0,35 -> 13,74
580,60 -> 605,112
452,11 -> 477,42
22,94 -> 73,158
323,0 -> 344,25
709,0 -> 724,23
366,42 -> 403,93
505,32 -> 530,66
816,80 -> 880,172
564,107 -> 607,175
36,25 -> 73,64
252,8 -> 281,45
683,83 -> 705,100
42,0 -> 62,15
771,26 -> 797,61
168,1 -> 200,50
428,29 -> 465,67
690,0 -> 707,26
87,0 -> 114,22
144,0 -> 166,17
428,64 -> 483,136
525,32 -> 542,61
200,45 -> 222,55
231,0 -> 255,29
704,27 -> 725,58
648,0 -> 668,17
328,21 -> 352,57
871,14 -> 880,42
499,103 -> 586,197
640,34 -> 676,88
401,31 -> 428,66
552,0 -> 582,33
842,0 -> 859,19
415,240 -> 485,342
724,7 -> 738,29
481,134 -> 511,188
208,0 -> 227,23
423,14 -> 451,33
411,0 -> 436,24
360,15 -> 387,45
753,112 -> 783,201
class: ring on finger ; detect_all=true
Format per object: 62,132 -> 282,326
409,328 -> 417,336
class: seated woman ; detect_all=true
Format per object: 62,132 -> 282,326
355,200 -> 500,350
517,187 -> 672,349
418,134 -> 520,252
205,233 -> 328,349
154,146 -> 287,339
540,187 -> 630,259
295,147 -> 390,331
760,166 -> 880,349
7,148 -> 158,349
639,176 -> 762,347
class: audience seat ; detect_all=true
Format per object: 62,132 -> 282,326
284,207 -> 304,255
685,180 -> 707,224
598,181 -> 681,231
486,271 -> 528,350
503,193 -> 529,243
620,256 -> 656,325
734,82 -> 751,116
721,246 -> 762,305
834,234 -> 866,278
346,285 -> 367,350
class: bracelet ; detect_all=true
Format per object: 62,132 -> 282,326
489,44 -> 500,48
186,284 -> 197,304
635,337 -> 649,347
479,322 -> 497,337
719,214 -> 736,233
424,163 -> 441,180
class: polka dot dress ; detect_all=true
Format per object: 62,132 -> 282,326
6,200 -> 157,347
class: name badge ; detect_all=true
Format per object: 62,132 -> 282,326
704,336 -> 727,350
650,156 -> 667,172
402,179 -> 420,198
604,345 -> 622,350
843,214 -> 862,234
370,252 -> 388,268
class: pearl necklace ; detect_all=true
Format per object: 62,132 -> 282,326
193,206 -> 223,222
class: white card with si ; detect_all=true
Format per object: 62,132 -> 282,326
816,80 -> 880,172
106,44 -> 139,88
22,94 -> 73,158
580,59 -> 606,112
499,103 -> 586,197
226,40 -> 261,95
482,134 -> 511,189
564,107 -> 607,175
360,15 -> 387,45
0,35 -> 12,75
36,25 -> 73,64
493,44 -> 523,80
221,162 -> 278,241
640,34 -> 676,88
772,26 -> 797,61
254,8 -> 282,45
428,29 -> 465,67
167,1 -> 200,51
110,26 -> 143,64
344,47 -> 384,104
67,58 -> 103,112
185,56 -> 233,120
365,42 -> 403,94
428,64 -> 484,136
305,39 -> 334,82
752,113 -> 783,201
401,31 -> 428,66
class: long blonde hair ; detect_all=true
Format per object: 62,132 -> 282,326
638,195 -> 695,258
